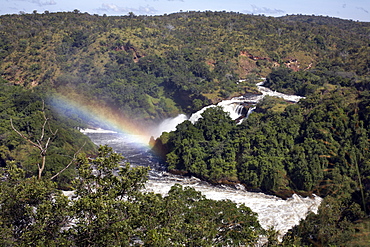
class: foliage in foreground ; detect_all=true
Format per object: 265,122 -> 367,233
282,196 -> 366,246
0,145 -> 265,246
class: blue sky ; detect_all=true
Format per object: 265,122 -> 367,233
1,0 -> 369,21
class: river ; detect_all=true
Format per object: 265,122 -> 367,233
81,81 -> 321,239
83,131 -> 321,239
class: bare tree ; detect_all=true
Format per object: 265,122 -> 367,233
10,101 -> 85,180
50,142 -> 85,180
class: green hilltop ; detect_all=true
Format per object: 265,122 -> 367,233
1,11 -> 369,121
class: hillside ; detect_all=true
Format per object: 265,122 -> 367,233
1,11 -> 369,124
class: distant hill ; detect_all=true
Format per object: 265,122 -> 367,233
0,11 -> 369,123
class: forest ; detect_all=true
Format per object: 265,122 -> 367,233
0,10 -> 369,245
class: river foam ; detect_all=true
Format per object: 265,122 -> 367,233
83,82 -> 319,240
144,171 -> 322,238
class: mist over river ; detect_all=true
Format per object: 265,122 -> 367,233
81,81 -> 321,239
83,130 -> 322,239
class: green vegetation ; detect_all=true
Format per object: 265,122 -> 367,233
157,86 -> 370,195
1,10 -> 370,246
1,11 -> 369,123
0,80 -> 96,188
0,145 -> 264,246
155,69 -> 370,245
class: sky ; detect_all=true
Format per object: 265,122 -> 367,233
1,0 -> 369,22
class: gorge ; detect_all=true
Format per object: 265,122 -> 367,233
81,81 -> 319,238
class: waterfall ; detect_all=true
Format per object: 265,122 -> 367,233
236,104 -> 245,115
188,99 -> 250,123
188,101 -> 246,124
217,99 -> 247,120
246,106 -> 256,118
152,114 -> 188,138
82,81 -> 316,240
188,105 -> 215,124
154,95 -> 257,135
153,80 -> 305,136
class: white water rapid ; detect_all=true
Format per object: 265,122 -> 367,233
83,131 -> 321,240
81,83 -> 319,240
144,174 -> 322,239
154,80 -> 305,137
256,81 -> 305,103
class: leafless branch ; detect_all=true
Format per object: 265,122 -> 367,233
10,118 -> 41,150
50,142 -> 86,180
10,101 -> 58,179
10,101 -> 85,180
40,116 -> 47,141
48,121 -> 58,136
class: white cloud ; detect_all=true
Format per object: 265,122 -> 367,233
250,5 -> 285,15
100,3 -> 121,12
97,3 -> 158,15
22,0 -> 57,7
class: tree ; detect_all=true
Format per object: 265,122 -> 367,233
137,184 -> 264,246
68,145 -> 149,246
128,12 -> 136,18
10,101 -> 85,180
10,101 -> 58,179
0,145 -> 266,246
0,163 -> 71,246
283,196 -> 365,246
162,107 -> 239,182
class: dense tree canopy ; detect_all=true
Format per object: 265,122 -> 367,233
0,145 -> 265,246
0,11 -> 369,123
155,68 -> 370,245
0,80 -> 96,188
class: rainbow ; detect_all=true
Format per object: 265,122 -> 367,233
49,92 -> 155,148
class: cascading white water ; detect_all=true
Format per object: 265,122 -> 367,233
83,131 -> 322,240
188,105 -> 215,124
81,81 -> 318,241
143,174 -> 322,240
246,106 -> 256,118
140,80 -> 317,239
176,99 -> 249,128
154,80 -> 305,135
151,101 -> 248,138
236,104 -> 245,115
257,85 -> 305,103
216,99 -> 247,120
152,114 -> 188,138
